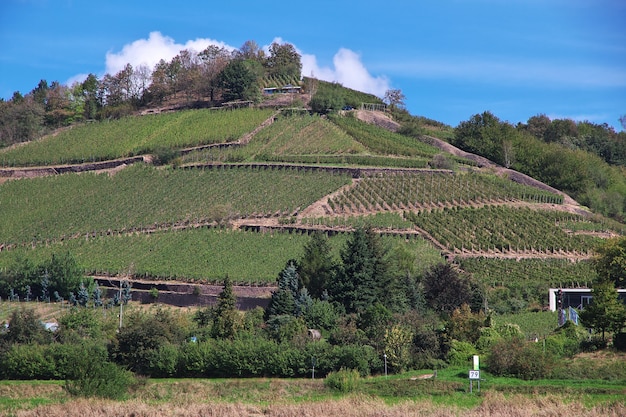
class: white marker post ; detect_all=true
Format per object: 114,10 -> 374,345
469,355 -> 480,393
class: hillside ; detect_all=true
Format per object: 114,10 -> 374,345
0,94 -> 624,312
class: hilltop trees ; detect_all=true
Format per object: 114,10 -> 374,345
0,39 -> 303,146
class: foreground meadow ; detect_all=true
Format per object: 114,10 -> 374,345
3,370 -> 625,417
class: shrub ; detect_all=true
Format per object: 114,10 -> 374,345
487,338 -> 556,380
447,340 -> 477,367
324,368 -> 360,393
64,360 -> 136,399
0,344 -> 56,379
613,332 -> 626,351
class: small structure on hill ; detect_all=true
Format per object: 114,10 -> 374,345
549,287 -> 626,311
263,84 -> 302,95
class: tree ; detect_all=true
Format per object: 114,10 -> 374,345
41,251 -> 83,299
594,237 -> 626,288
299,232 -> 335,299
217,59 -> 259,102
423,263 -> 472,315
265,261 -> 300,318
212,275 -> 240,339
330,228 -> 377,313
383,89 -> 406,111
579,279 -> 626,341
2,308 -> 52,345
265,42 -> 302,80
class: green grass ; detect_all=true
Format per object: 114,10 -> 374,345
495,311 -> 559,338
0,108 -> 274,166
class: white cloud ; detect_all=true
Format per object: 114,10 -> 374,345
302,48 -> 390,98
104,31 -> 235,75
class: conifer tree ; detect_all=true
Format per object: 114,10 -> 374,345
299,232 -> 335,299
265,261 -> 300,318
212,275 -> 239,339
330,227 -> 376,314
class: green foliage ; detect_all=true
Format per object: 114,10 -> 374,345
487,338 -> 556,380
304,299 -> 339,331
57,308 -> 103,342
109,307 -> 189,374
299,232 -> 336,299
64,342 -> 136,399
383,324 -> 414,372
447,340 -> 478,367
324,368 -> 361,393
594,236 -> 626,288
330,228 -> 393,314
2,308 -> 52,345
0,343 -> 56,380
266,261 -> 300,318
579,279 -> 626,340
423,263 -> 472,315
218,59 -> 259,102
212,276 -> 241,339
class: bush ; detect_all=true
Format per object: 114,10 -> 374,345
613,332 -> 626,351
447,340 -> 477,367
0,344 -> 56,379
487,338 -> 556,380
60,341 -> 137,399
324,368 -> 360,393
64,360 -> 136,399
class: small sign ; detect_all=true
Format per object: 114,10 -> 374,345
469,370 -> 480,380
473,355 -> 479,371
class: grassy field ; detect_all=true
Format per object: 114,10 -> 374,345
1,367 -> 624,417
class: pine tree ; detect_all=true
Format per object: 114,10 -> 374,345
121,280 -> 132,304
212,275 -> 239,339
330,227 -> 376,314
77,282 -> 89,307
299,232 -> 335,299
92,283 -> 103,307
266,261 -> 300,318
40,271 -> 50,302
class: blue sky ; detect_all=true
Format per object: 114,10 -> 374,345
1,0 -> 625,130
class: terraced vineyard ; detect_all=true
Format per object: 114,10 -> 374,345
0,164 -> 351,245
326,171 -> 564,215
0,226 -> 442,284
405,205 -> 600,255
0,108 -> 274,167
1,106 -> 624,310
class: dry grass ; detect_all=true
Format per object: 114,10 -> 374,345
12,392 -> 626,417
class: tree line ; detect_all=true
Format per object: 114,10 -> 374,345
452,111 -> 626,221
1,232 -> 625,398
0,40 -> 302,147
